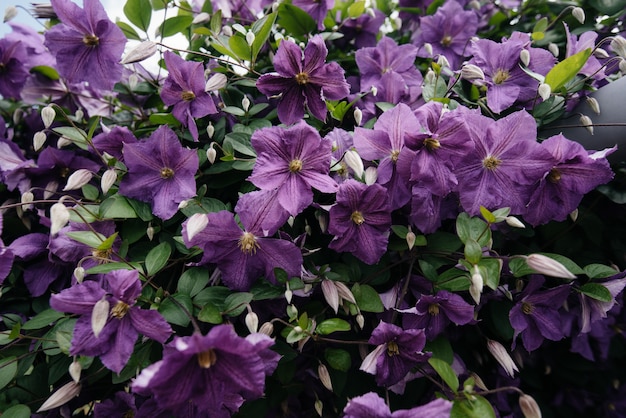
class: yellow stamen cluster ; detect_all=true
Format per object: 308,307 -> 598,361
160,167 -> 175,179
424,138 -> 441,151
351,211 -> 365,225
289,159 -> 303,172
482,156 -> 501,170
111,301 -> 130,319
522,302 -> 534,315
239,232 -> 260,255
197,349 -> 217,368
428,304 -> 440,316
82,34 -> 99,47
295,72 -> 309,85
181,91 -> 196,101
548,168 -> 561,183
493,69 -> 510,85
387,341 -> 400,356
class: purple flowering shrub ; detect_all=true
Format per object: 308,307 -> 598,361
2,0 -> 626,417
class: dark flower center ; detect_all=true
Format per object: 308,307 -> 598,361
82,34 -> 100,47
521,301 -> 534,315
92,247 -> 113,263
181,90 -> 196,101
289,159 -> 303,172
387,341 -> 400,356
239,232 -> 259,255
59,167 -> 70,178
160,167 -> 175,179
295,72 -> 309,85
493,69 -> 510,85
351,211 -> 365,225
197,349 -> 217,368
424,138 -> 441,151
123,410 -> 134,418
482,155 -> 501,170
111,301 -> 131,319
428,304 -> 440,316
441,35 -> 453,47
548,168 -> 561,183
390,150 -> 400,163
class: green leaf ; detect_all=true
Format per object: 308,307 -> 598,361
30,65 -> 60,80
117,21 -> 141,40
316,318 -> 351,335
324,348 -> 351,372
464,238 -> 482,265
584,263 -> 619,279
124,0 -> 152,31
82,184 -> 100,200
579,283 -> 613,302
1,405 -> 31,418
229,34 -> 251,61
158,15 -> 194,37
22,309 -> 65,330
223,292 -> 254,316
251,12 -> 277,60
100,194 -> 138,219
0,356 -> 17,390
509,257 -> 535,278
347,1 -> 366,17
352,283 -> 384,313
159,293 -> 193,326
177,267 -> 210,297
391,225 -> 409,238
149,113 -> 180,126
532,16 -> 548,34
428,357 -> 459,391
425,335 -> 454,363
52,126 -> 89,150
479,206 -> 496,224
86,262 -> 139,275
97,232 -> 119,251
589,0 -> 626,14
64,230 -> 107,249
210,9 -> 222,35
455,213 -> 491,247
144,242 -> 172,276
197,302 -> 224,324
477,257 -> 503,290
277,4 -> 316,37
451,396 -> 496,418
545,49 -> 592,92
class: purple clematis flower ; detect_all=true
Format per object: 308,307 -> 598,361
91,126 -> 138,161
328,180 -> 392,265
160,51 -> 219,141
343,392 -> 452,418
454,110 -> 553,216
339,9 -> 386,49
248,121 -> 338,216
524,134 -> 614,226
0,137 -> 34,193
509,276 -> 571,352
0,213 -> 14,287
44,0 -> 126,91
256,35 -> 350,125
360,321 -> 430,387
49,269 -> 172,373
564,23 -> 605,81
0,38 -> 30,99
120,125 -> 198,220
183,210 -> 302,291
132,325 -> 280,417
292,0 -> 333,30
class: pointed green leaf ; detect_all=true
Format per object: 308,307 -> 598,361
464,238 -> 483,265
65,231 -> 107,249
1,405 -> 31,418
451,396 -> 496,418
22,309 -> 65,330
117,21 -> 141,40
0,356 -> 18,390
352,283 -> 384,313
158,293 -> 193,327
177,267 -> 210,297
124,0 -> 152,31
229,34 -> 251,61
479,206 -> 496,223
277,4 -> 316,37
145,242 -> 172,276
251,12 -> 277,60
198,302 -> 224,324
316,318 -> 351,335
428,357 -> 459,391
223,292 -> 254,316
545,49 -> 592,92
157,15 -> 193,37
584,263 -> 619,279
579,283 -> 612,302
324,348 -> 351,371
97,232 -> 119,251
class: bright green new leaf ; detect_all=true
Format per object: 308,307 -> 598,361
124,0 -> 152,31
157,15 -> 194,38
31,66 -> 60,80
464,238 -> 483,265
198,303 -> 224,324
545,49 -> 592,92
96,232 -> 119,251
65,231 -> 107,249
316,318 -> 351,335
450,395 -> 497,418
428,357 -> 459,391
479,206 -> 496,224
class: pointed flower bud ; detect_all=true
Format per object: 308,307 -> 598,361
21,191 -> 34,208
470,265 -> 484,304
185,213 -> 209,241
579,114 -> 594,135
207,143 -> 217,164
505,216 -> 525,229
461,64 -> 485,81
364,166 -> 377,185
315,399 -> 323,416
146,224 -> 155,241
519,394 -> 542,418
50,202 -> 70,235
36,381 -> 81,412
63,169 -> 93,191
406,226 -> 416,250
178,199 -> 189,209
91,297 -> 110,338
75,109 -> 84,121
334,280 -> 357,305
245,310 -> 259,333
353,107 -> 363,126
356,313 -> 365,329
122,41 -> 157,64
572,7 -> 585,24
128,73 -> 139,90
437,54 -> 450,69
586,97 -> 600,115
520,49 -> 530,66
526,253 -> 577,279
44,180 -> 58,200
4,6 -> 18,22
321,279 -> 340,314
569,208 -> 579,222
205,73 -> 227,92
242,96 -> 251,111
206,123 -> 215,139
259,321 -> 274,336
101,168 -> 117,194
192,12 -> 210,24
423,42 -> 433,56
344,150 -> 364,179
57,135 -> 72,148
487,339 -> 519,377
34,131 -> 46,151
593,47 -> 609,59
318,363 -> 333,391
548,43 -> 559,57
246,30 -> 256,46
370,85 -> 378,96
611,36 -> 626,58
69,359 -> 82,383
73,266 -> 85,283
41,105 -> 56,128
538,83 -> 551,101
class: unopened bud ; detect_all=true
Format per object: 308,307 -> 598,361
593,47 -> 609,59
318,363 -> 333,391
353,107 -> 363,126
186,213 -> 209,241
344,150 -> 364,179
316,211 -> 328,233
128,73 -> 139,90
33,131 -> 46,151
36,381 -> 81,412
122,41 -> 157,64
63,169 -> 93,191
423,42 -> 433,57
334,280 -> 357,305
538,83 -> 551,101
424,69 -> 436,84
101,169 -> 117,194
50,202 -> 70,235
364,166 -> 377,185
69,359 -> 82,383
245,310 -> 259,333
580,114 -> 594,135
619,59 -> 626,73
74,266 -> 85,283
548,43 -> 559,57
259,321 -> 274,336
569,208 -> 578,222
370,85 -> 378,96
470,265 -> 483,304
520,49 -> 530,66
406,226 -> 416,250
91,297 -> 110,338
146,224 -> 155,241
13,108 -> 23,125
315,399 -> 323,416
611,36 -> 626,58
285,288 -> 293,303
178,199 -> 189,209
246,31 -> 255,46
461,64 -> 485,81
222,25 -> 233,36
21,191 -> 34,208
242,96 -> 251,111
44,180 -> 58,200
437,54 -> 450,69
526,253 -> 577,279
206,123 -> 215,139
572,7 -> 585,24
41,105 -> 56,128
4,6 -> 18,22
321,279 -> 340,314
205,73 -> 227,92
586,97 -> 600,115
505,216 -> 525,229
192,12 -> 210,24
207,143 -> 217,164
519,394 -> 542,418
487,339 -> 519,378
57,135 -> 72,148
75,109 -> 84,121
356,313 -> 364,329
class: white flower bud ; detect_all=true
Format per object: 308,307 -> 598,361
285,288 -> 293,303
246,30 -> 256,46
611,36 -> 626,58
101,168 -> 117,194
245,310 -> 259,333
334,280 -> 357,305
63,169 -> 93,191
122,41 -> 157,64
178,199 -> 189,209
487,339 -> 519,378
520,49 -> 530,66
186,213 -> 209,241
548,43 -> 559,57
293,325 -> 303,333
569,208 -> 579,222
353,107 -> 363,126
519,394 -> 542,418
572,7 -> 585,24
146,224 -> 155,241
205,73 -> 227,92
259,321 -> 274,336
91,297 -> 110,338
69,359 -> 82,383
424,68 -> 436,84
505,216 -> 525,229
75,109 -> 84,121
470,265 -> 483,304
21,191 -> 34,208
12,108 -> 23,125
222,25 -> 233,36
406,226 -> 416,250
586,97 -> 600,115
274,32 -> 283,42
74,266 -> 85,283
423,42 -> 433,57
232,23 -> 246,35
526,253 -> 577,279
315,399 -> 323,416
128,73 -> 139,90
316,211 -> 328,233
57,135 -> 72,148
461,64 -> 485,81
619,58 -> 626,74
242,96 -> 251,111
44,180 -> 58,200
33,131 -> 46,151
370,85 -> 378,96
364,166 -> 377,185
579,114 -> 594,135
538,83 -> 551,101
344,150 -> 364,179
207,143 -> 217,164
50,202 -> 70,235
593,47 -> 609,59
36,381 -> 81,412
4,6 -> 18,22
318,363 -> 333,391
206,123 -> 215,139
356,313 -> 365,329
192,12 -> 210,24
437,54 -> 450,69
41,105 -> 56,128
321,279 -> 340,314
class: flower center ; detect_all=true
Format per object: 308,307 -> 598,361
123,411 -> 134,418
441,35 -> 452,47
387,341 -> 400,356
424,138 -> 441,151
238,232 -> 259,255
197,349 -> 217,368
111,301 -> 130,319
548,168 -> 561,183
160,167 -> 175,179
351,211 -> 365,225
92,247 -> 113,263
82,34 -> 99,47
59,167 -> 70,178
390,150 -> 400,163
522,301 -> 534,315
428,304 -> 440,316
295,72 -> 309,85
493,69 -> 510,85
482,155 -> 501,170
181,90 -> 196,101
289,159 -> 303,172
